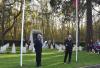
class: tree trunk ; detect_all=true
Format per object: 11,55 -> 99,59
1,1 -> 5,46
86,0 -> 93,51
14,17 -> 17,40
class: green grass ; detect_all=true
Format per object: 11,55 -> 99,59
0,49 -> 100,68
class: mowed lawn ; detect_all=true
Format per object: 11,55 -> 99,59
0,49 -> 100,68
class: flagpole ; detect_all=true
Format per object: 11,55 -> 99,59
20,0 -> 25,67
76,0 -> 78,62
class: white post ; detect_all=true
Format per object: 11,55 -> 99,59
20,0 -> 25,67
76,0 -> 78,62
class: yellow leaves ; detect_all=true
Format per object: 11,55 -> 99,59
0,0 -> 3,7
0,0 -> 2,4
31,11 -> 38,18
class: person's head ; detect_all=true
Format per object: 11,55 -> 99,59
37,34 -> 42,40
68,35 -> 72,40
68,35 -> 72,38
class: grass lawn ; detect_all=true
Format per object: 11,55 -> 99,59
0,49 -> 100,68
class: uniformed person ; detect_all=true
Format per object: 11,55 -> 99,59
34,34 -> 43,67
64,35 -> 73,64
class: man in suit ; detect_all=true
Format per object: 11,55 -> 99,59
64,35 -> 73,64
33,34 -> 43,67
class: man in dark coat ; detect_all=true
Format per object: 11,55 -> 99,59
64,35 -> 73,64
33,34 -> 43,67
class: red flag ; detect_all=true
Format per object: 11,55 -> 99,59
72,0 -> 79,8
72,0 -> 76,7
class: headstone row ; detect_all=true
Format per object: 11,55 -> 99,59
0,42 -> 83,54
0,43 -> 9,53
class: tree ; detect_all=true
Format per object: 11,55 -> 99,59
0,0 -> 22,45
86,0 -> 93,51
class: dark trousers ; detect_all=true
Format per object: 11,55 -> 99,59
36,51 -> 42,67
64,48 -> 72,63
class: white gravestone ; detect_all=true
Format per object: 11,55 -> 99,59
42,41 -> 48,48
32,47 -> 35,53
73,45 -> 76,51
62,45 -> 65,50
25,43 -> 28,49
5,43 -> 9,49
78,46 -> 83,51
50,44 -> 54,49
58,44 -> 63,52
11,43 -> 16,53
29,30 -> 35,51
0,47 -> 3,53
0,48 -> 1,53
0,43 -> 9,53
73,45 -> 83,51
23,47 -> 26,53
55,44 -> 59,49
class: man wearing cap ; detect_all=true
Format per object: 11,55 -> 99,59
64,35 -> 73,64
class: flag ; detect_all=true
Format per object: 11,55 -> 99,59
72,0 -> 79,9
72,0 -> 76,7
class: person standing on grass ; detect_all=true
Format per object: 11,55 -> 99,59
64,35 -> 73,64
34,34 -> 43,67
89,40 -> 93,53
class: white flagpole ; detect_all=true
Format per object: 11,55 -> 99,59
76,0 -> 78,62
20,0 -> 25,67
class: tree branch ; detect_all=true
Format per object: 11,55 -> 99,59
3,0 -> 23,35
92,0 -> 100,5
